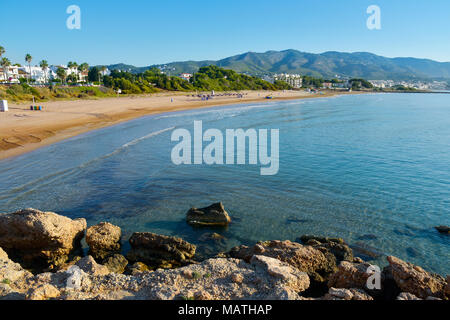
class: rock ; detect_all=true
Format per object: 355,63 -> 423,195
298,235 -> 354,264
231,273 -> 244,284
75,256 -> 110,276
0,247 -> 8,260
387,256 -> 445,299
435,226 -> 450,234
186,202 -> 231,227
250,255 -> 310,293
126,262 -> 151,276
0,208 -> 86,270
194,291 -> 213,300
353,257 -> 364,263
396,292 -> 422,300
323,287 -> 373,300
26,284 -> 60,300
0,249 -> 34,295
86,222 -> 121,260
102,254 -> 128,274
328,260 -> 380,290
229,240 -> 336,283
446,276 -> 450,299
349,242 -> 383,260
199,232 -> 225,242
127,232 -> 196,269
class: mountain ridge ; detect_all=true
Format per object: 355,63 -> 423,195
105,49 -> 450,81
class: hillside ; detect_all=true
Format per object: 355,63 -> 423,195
106,49 -> 450,81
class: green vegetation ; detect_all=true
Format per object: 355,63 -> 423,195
190,66 -> 286,91
102,65 -> 290,94
192,271 -> 202,280
0,83 -> 116,103
349,78 -> 373,90
392,85 -> 417,91
1,279 -> 10,285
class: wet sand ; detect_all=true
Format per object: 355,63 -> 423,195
0,90 -> 354,160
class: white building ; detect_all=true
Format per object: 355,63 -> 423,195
0,66 -> 20,83
273,73 -> 303,88
18,66 -> 56,84
49,65 -> 88,82
179,73 -> 192,81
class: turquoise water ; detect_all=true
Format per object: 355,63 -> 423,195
0,93 -> 449,275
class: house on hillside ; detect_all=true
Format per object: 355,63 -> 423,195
179,73 -> 192,81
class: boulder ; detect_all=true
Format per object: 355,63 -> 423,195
0,208 -> 86,270
186,202 -> 231,227
86,222 -> 121,260
75,256 -> 110,276
434,226 -> 450,234
328,260 -> 380,290
297,235 -> 354,265
446,276 -> 450,299
0,247 -> 34,298
323,287 -> 373,300
250,255 -> 310,292
102,254 -> 128,274
229,240 -> 337,282
26,284 -> 60,300
126,262 -> 151,276
396,292 -> 422,300
387,256 -> 446,299
127,232 -> 196,269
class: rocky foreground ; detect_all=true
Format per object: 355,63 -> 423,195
0,207 -> 448,300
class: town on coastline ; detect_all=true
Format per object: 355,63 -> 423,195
2,45 -> 449,106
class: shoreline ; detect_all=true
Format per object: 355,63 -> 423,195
0,207 -> 448,300
0,90 -> 358,161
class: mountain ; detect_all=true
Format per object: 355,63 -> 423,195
106,50 -> 450,81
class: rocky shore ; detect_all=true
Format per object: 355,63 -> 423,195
0,207 -> 448,300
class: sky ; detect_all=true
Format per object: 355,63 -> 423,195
1,0 -> 450,67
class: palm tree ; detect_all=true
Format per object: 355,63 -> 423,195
1,58 -> 11,83
78,63 -> 89,83
99,66 -> 107,85
39,60 -> 49,84
25,54 -> 33,84
56,67 -> 67,84
68,61 -> 79,82
0,46 -> 5,81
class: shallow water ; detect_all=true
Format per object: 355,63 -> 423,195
0,93 -> 449,275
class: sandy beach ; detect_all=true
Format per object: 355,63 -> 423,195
0,90 -> 352,160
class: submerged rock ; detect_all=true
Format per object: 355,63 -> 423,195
435,226 -> 450,234
86,222 -> 122,260
298,235 -> 354,263
387,256 -> 446,299
127,232 -> 196,269
186,202 -> 231,227
0,208 -> 86,270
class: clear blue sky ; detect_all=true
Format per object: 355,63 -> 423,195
1,0 -> 449,66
